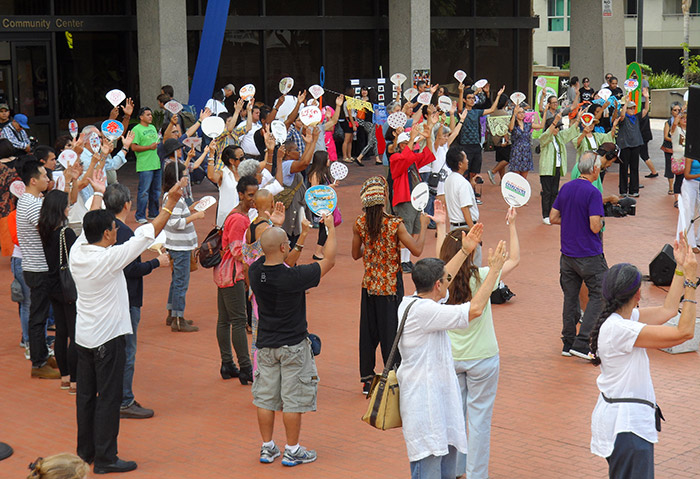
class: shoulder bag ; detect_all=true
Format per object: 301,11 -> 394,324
362,298 -> 418,430
59,226 -> 78,303
197,226 -> 223,268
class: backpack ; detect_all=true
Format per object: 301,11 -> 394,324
196,226 -> 223,268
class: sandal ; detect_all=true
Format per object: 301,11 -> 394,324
343,158 -> 354,164
668,189 -> 674,195
375,160 -> 383,165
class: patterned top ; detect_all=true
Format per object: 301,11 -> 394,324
356,213 -> 402,296
212,123 -> 248,171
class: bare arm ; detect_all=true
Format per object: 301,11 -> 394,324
549,207 -> 561,224
351,220 -> 363,260
284,219 -> 311,267
461,206 -> 474,228
397,215 -> 429,256
501,208 -> 520,277
469,241 -> 508,319
289,128 -> 318,173
151,178 -> 187,236
317,215 -> 336,276
589,215 -> 603,234
482,86 -> 505,115
206,150 -> 223,186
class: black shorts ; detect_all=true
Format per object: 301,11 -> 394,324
495,145 -> 511,163
460,144 -> 483,174
339,120 -> 353,135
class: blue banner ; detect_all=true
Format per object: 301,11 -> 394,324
188,0 -> 230,113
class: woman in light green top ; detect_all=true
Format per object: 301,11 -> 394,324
538,112 -> 581,223
574,118 -> 614,162
433,200 -> 520,479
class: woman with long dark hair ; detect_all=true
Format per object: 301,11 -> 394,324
38,189 -> 78,393
351,175 -> 429,394
435,201 -> 520,479
588,234 -> 696,478
308,151 -> 334,260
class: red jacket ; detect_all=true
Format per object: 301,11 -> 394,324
389,146 -> 435,207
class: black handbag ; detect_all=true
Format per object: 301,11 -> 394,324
59,226 -> 78,303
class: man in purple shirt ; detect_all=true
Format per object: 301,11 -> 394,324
550,151 -> 608,360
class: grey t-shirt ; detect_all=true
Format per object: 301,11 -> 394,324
616,113 -> 644,149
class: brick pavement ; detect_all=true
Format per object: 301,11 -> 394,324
1,129 -> 699,478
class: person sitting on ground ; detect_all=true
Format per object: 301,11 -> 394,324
249,214 -> 336,467
589,234 -> 696,478
397,227 -> 508,479
27,453 -> 88,479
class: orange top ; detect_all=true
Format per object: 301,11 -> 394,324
356,213 -> 402,296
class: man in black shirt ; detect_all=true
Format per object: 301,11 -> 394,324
249,216 -> 336,467
104,184 -> 169,419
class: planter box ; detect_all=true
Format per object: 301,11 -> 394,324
660,313 -> 700,354
650,88 -> 688,119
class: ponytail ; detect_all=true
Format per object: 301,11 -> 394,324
590,263 -> 641,366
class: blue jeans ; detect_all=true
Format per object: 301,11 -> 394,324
607,432 -> 654,478
167,250 -> 191,317
136,168 -> 162,221
454,355 -> 500,479
11,256 -> 30,344
410,446 -> 458,479
121,306 -> 141,408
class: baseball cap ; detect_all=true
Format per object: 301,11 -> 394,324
14,114 -> 29,129
397,132 -> 410,144
0,103 -> 9,111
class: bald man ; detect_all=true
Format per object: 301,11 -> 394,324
249,217 -> 336,467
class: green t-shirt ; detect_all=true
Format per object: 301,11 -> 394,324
447,267 -> 501,361
131,123 -> 160,172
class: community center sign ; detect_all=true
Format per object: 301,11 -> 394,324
1,16 -> 134,32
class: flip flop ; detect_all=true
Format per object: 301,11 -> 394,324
668,189 -> 674,195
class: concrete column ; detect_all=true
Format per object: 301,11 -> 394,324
570,0 -> 627,87
137,0 -> 189,107
389,0 -> 431,90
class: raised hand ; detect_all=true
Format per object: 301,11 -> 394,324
335,94 -> 344,107
100,137 -> 114,156
88,168 -> 106,194
429,199 -> 447,225
167,177 -> 188,206
267,201 -> 286,226
234,98 -> 245,112
497,85 -> 506,96
487,240 -> 508,272
121,98 -> 134,117
674,232 -> 689,272
199,107 -> 212,122
301,217 -> 311,235
263,125 -> 276,150
108,106 -> 119,120
505,207 -> 516,225
298,90 -> 307,103
463,223 -> 483,254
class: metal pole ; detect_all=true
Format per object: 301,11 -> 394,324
636,0 -> 644,63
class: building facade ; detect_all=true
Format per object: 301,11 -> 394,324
1,0 -> 537,146
534,0 -> 700,72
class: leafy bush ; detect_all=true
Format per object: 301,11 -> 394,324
648,71 -> 685,89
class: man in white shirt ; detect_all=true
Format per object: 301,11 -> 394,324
443,145 -> 481,266
70,176 -> 187,474
239,105 -> 262,157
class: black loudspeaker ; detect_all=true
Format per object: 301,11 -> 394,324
649,244 -> 676,286
686,85 -> 700,162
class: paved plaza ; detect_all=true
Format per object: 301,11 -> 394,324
2,123 -> 699,478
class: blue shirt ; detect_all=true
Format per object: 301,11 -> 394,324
552,178 -> 604,257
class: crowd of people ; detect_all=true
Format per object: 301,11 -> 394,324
0,67 -> 695,479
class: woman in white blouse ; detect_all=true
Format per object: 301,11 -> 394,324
397,224 -> 507,479
589,234 -> 696,478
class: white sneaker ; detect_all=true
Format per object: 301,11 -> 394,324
543,217 -> 551,225
487,170 -> 496,185
570,349 -> 594,361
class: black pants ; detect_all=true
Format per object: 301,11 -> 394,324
23,271 -> 52,368
540,171 -> 561,218
619,146 -> 640,195
607,432 -> 654,479
359,274 -> 403,382
559,253 -> 608,352
76,335 -> 126,467
50,294 -> 77,382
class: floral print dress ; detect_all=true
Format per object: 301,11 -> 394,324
509,121 -> 534,173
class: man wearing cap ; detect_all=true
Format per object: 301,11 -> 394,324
1,113 -> 32,153
389,125 -> 435,273
131,107 -> 161,224
0,103 -> 11,130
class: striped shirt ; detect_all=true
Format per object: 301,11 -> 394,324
16,193 -> 48,272
163,195 -> 198,251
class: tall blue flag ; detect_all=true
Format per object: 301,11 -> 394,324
188,0 -> 230,112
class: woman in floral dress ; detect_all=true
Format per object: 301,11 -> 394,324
508,104 -> 543,178
351,176 -> 429,394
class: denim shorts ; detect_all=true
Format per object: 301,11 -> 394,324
252,338 -> 319,413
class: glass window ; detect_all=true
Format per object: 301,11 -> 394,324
266,0 -> 319,15
325,0 -> 377,15
663,0 -> 700,14
552,47 -> 570,68
56,32 -> 132,123
474,29 -> 514,94
215,31 -> 262,102
547,0 -> 569,31
625,0 -> 638,15
264,30 -> 321,102
431,28 -> 472,87
0,0 -> 50,14
324,30 -> 377,94
430,0 -> 474,16
199,0 -> 260,15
